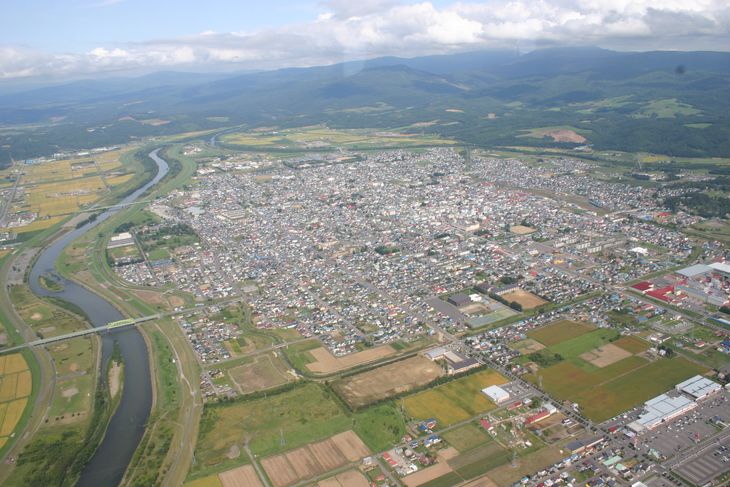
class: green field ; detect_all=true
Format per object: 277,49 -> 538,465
529,356 -> 708,422
441,423 -> 490,452
634,98 -> 702,119
402,370 -> 507,426
194,383 -> 350,470
527,320 -> 595,347
613,335 -> 651,354
548,328 -> 620,360
352,403 -> 406,452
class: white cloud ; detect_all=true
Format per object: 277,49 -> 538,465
1,0 -> 730,80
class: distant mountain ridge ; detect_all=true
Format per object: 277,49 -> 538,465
2,47 -> 730,165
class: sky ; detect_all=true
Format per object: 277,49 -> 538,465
1,0 -> 730,80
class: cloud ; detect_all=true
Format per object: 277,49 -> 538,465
2,0 -> 730,80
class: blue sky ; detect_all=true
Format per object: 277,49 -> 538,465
1,0 -> 729,80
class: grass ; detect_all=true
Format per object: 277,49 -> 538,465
529,355 -> 708,422
352,403 -> 406,452
402,370 -> 507,426
527,320 -> 595,346
441,423 -> 490,452
574,357 -> 708,421
194,383 -> 350,470
613,335 -> 650,354
449,441 -> 511,479
548,328 -> 620,361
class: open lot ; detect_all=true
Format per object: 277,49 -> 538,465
579,343 -> 631,367
333,356 -> 442,408
527,320 -> 595,347
261,430 -> 370,487
442,423 -> 491,453
305,345 -> 396,374
500,289 -> 547,310
194,383 -> 351,469
227,353 -> 292,394
402,369 -> 508,426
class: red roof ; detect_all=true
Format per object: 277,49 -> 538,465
480,418 -> 492,430
526,410 -> 551,424
647,285 -> 674,302
631,281 -> 653,292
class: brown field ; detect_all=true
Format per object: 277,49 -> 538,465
579,343 -> 632,368
511,339 -> 545,354
500,289 -> 547,310
613,335 -> 651,354
547,130 -> 586,143
402,462 -> 453,487
262,431 -> 369,487
509,225 -> 536,235
316,470 -> 370,487
228,354 -> 290,394
305,345 -> 395,374
528,320 -> 595,347
218,465 -> 263,487
460,303 -> 492,315
334,356 -> 443,408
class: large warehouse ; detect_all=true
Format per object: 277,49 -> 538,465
627,394 -> 697,433
675,375 -> 721,400
482,385 -> 510,404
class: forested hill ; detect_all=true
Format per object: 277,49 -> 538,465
2,47 -> 730,166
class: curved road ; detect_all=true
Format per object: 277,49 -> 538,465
28,149 -> 169,487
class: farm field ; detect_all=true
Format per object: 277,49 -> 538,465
260,430 -> 370,487
526,323 -> 707,421
0,353 -> 31,444
315,469 -> 370,487
527,320 -> 595,347
500,289 -> 547,310
441,423 -> 491,452
220,126 -> 456,151
304,344 -> 396,374
402,369 -> 508,426
218,465 -> 263,487
333,355 -> 443,408
227,352 -> 293,394
193,383 -> 351,470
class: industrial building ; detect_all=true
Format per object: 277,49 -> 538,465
675,375 -> 722,400
627,394 -> 697,433
482,385 -> 510,404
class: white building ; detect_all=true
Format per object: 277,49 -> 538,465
627,394 -> 697,433
482,385 -> 510,404
676,375 -> 721,400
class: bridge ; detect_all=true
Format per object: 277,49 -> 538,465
0,297 -> 245,355
0,314 -> 161,354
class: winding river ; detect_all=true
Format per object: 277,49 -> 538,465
28,148 -> 169,486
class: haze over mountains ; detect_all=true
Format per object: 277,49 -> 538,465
2,47 -> 730,166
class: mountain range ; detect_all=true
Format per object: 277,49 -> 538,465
2,47 -> 730,166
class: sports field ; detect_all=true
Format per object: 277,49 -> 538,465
0,353 -> 31,444
333,356 -> 442,408
402,370 -> 508,426
500,289 -> 547,310
527,320 -> 594,346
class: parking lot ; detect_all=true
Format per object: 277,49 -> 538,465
640,391 -> 730,459
672,433 -> 730,486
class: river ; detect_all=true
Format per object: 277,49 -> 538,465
28,148 -> 169,487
